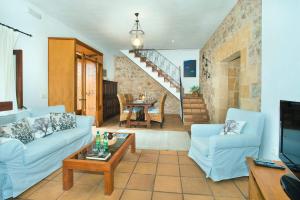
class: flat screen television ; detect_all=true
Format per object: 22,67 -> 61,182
279,100 -> 300,199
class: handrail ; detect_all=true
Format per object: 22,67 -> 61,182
179,68 -> 184,122
137,49 -> 180,70
135,49 -> 180,85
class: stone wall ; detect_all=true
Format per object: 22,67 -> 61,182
114,56 -> 180,114
200,0 -> 261,123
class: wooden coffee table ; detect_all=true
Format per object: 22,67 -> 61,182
62,133 -> 135,195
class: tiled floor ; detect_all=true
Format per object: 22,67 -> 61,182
17,150 -> 248,200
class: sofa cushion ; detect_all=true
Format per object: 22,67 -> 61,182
191,137 -> 209,157
27,114 -> 54,138
219,120 -> 246,135
50,112 -> 77,132
0,119 -> 35,144
24,127 -> 88,164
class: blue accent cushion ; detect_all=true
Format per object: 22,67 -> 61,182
123,107 -> 142,113
148,107 -> 159,114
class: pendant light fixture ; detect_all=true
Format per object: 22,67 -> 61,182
129,13 -> 144,50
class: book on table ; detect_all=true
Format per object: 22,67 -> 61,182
86,151 -> 111,161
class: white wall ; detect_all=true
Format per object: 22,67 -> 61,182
0,0 -> 115,108
261,0 -> 300,159
158,49 -> 200,93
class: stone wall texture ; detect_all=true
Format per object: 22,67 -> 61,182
114,56 -> 180,114
200,0 -> 261,123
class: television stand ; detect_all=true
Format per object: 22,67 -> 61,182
246,157 -> 290,200
281,173 -> 300,200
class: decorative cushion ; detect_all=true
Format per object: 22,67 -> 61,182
27,114 -> 54,138
0,119 -> 35,144
123,107 -> 142,113
219,120 -> 246,135
50,112 -> 77,132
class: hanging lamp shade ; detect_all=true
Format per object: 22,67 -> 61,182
129,13 -> 144,50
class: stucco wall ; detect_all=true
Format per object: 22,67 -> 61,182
114,56 -> 180,115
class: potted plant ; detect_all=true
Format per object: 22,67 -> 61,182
190,85 -> 201,96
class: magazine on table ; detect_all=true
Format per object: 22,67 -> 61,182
117,133 -> 129,139
86,151 -> 111,161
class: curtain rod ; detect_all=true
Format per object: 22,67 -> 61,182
0,22 -> 32,37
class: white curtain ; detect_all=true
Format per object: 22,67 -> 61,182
0,26 -> 19,110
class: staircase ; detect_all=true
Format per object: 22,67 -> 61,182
183,94 -> 210,129
121,49 -> 180,99
121,49 -> 210,129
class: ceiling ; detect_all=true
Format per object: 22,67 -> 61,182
27,0 -> 237,52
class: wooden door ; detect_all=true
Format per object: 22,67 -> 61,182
76,55 -> 102,126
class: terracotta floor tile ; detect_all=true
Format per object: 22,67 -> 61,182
52,171 -> 83,183
160,150 -> 178,155
180,165 -> 204,177
181,177 -> 212,195
214,197 -> 246,200
159,155 -> 179,164
120,189 -> 152,200
208,180 -> 244,198
141,149 -> 160,155
45,168 -> 62,180
133,162 -> 157,175
126,174 -> 155,191
177,151 -> 188,156
234,179 -> 248,198
76,172 -> 103,186
183,194 -> 214,200
18,180 -> 48,199
139,153 -> 159,163
28,180 -> 64,200
58,184 -> 96,200
157,164 -> 180,176
122,152 -> 140,162
154,176 -> 182,193
152,192 -> 183,200
115,161 -> 136,173
88,185 -> 123,200
179,156 -> 196,165
115,173 -> 130,188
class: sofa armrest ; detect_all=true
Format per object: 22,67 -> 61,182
191,124 -> 224,139
76,115 -> 94,128
209,134 -> 260,152
0,139 -> 25,162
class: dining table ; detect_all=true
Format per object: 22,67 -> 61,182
125,99 -> 157,128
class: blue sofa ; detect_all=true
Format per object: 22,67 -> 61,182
188,108 -> 264,181
0,106 -> 94,199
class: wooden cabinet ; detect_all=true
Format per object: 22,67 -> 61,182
103,80 -> 119,120
48,38 -> 103,126
247,157 -> 290,200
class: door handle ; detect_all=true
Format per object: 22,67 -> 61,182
79,98 -> 87,101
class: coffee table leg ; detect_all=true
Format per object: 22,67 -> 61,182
104,171 -> 114,195
131,136 -> 136,153
63,168 -> 73,190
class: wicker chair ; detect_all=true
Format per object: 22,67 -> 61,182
117,94 -> 141,126
147,93 -> 167,128
124,93 -> 134,102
